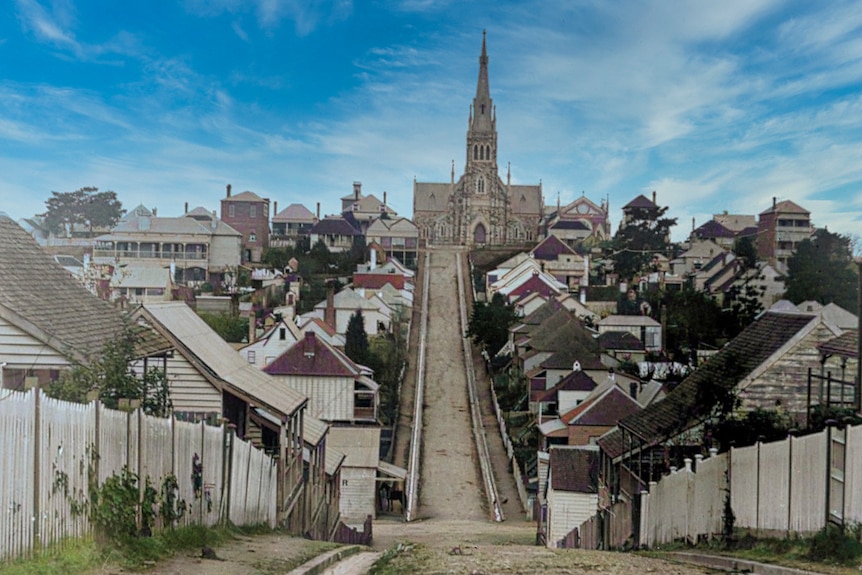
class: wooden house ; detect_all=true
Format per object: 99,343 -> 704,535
326,426 -> 406,524
263,331 -> 379,425
133,301 -> 319,531
239,316 -> 303,368
0,214 -> 126,389
542,446 -> 599,549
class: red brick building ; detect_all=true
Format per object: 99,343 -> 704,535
220,184 -> 270,263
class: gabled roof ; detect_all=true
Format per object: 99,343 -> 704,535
272,203 -> 316,223
818,330 -> 857,359
615,311 -> 819,445
759,199 -> 809,215
315,287 -> 383,312
693,220 -> 735,239
138,302 -> 307,419
264,332 -> 360,377
311,216 -> 359,236
623,194 -> 658,210
0,215 -> 123,362
598,331 -> 645,352
561,384 -> 641,427
536,369 -> 597,402
531,234 -> 577,260
224,190 -> 266,202
549,447 -> 598,493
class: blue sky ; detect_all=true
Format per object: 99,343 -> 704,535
3,0 -> 862,242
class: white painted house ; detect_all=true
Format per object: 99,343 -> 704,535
544,446 -> 599,549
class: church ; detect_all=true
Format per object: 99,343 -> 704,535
412,33 -> 544,247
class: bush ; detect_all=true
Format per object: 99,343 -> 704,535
808,524 -> 862,565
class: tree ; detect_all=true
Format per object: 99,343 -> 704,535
466,292 -> 518,355
42,187 -> 125,236
45,328 -> 172,417
611,204 -> 677,282
732,236 -> 758,271
784,229 -> 858,314
345,310 -> 371,365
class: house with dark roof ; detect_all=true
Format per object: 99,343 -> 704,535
597,309 -> 846,501
541,446 -> 599,549
598,330 -> 646,365
597,315 -> 662,353
263,331 -> 379,425
530,234 -> 589,291
309,216 -> 361,253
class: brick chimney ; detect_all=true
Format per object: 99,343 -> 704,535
226,184 -> 232,198
353,181 -> 361,200
652,190 -> 656,204
184,202 -> 188,214
303,331 -> 316,358
273,201 -> 278,216
324,286 -> 336,330
316,202 -> 320,219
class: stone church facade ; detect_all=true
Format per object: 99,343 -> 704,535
412,33 -> 543,247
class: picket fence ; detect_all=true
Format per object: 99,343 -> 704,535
0,388 -> 277,563
575,423 -> 862,549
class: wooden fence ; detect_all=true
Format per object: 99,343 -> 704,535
0,388 -> 277,563
576,424 -> 862,549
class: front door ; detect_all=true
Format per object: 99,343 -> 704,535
473,223 -> 486,245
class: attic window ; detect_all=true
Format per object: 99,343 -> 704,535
279,327 -> 286,340
247,351 -> 256,364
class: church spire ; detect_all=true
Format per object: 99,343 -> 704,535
471,30 -> 493,134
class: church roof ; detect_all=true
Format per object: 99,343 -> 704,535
412,183 -> 451,213
510,185 -> 543,216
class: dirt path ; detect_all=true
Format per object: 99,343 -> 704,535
417,249 -> 486,520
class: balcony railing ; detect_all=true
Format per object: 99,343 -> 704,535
93,249 -> 207,261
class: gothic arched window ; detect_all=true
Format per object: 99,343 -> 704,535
473,145 -> 478,160
477,177 -> 485,194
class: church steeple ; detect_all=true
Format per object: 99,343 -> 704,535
466,31 -> 497,172
471,30 -> 494,134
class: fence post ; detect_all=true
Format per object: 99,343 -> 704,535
223,424 -> 236,526
787,433 -> 793,535
199,420 -> 206,525
33,389 -> 42,551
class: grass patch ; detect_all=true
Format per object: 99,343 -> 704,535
0,524 -> 267,575
252,542 -> 341,575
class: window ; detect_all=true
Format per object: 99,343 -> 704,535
250,205 -> 257,218
279,327 -> 286,340
228,204 -> 235,218
249,232 -> 257,242
247,351 -> 256,364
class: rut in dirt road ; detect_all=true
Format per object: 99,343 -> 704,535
418,250 -> 485,520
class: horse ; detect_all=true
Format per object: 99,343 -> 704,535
389,485 -> 405,513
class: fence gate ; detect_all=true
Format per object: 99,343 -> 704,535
828,425 -> 846,527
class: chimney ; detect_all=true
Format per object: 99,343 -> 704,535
652,190 -> 656,204
629,381 -> 638,399
153,207 -> 157,217
692,217 -> 695,233
248,310 -> 256,343
273,201 -> 278,216
316,202 -> 320,220
304,331 -> 316,357
383,191 -> 387,206
184,202 -> 188,214
324,286 -> 336,330
226,184 -> 232,198
353,181 -> 361,200
773,196 -> 777,209
370,247 -> 377,269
